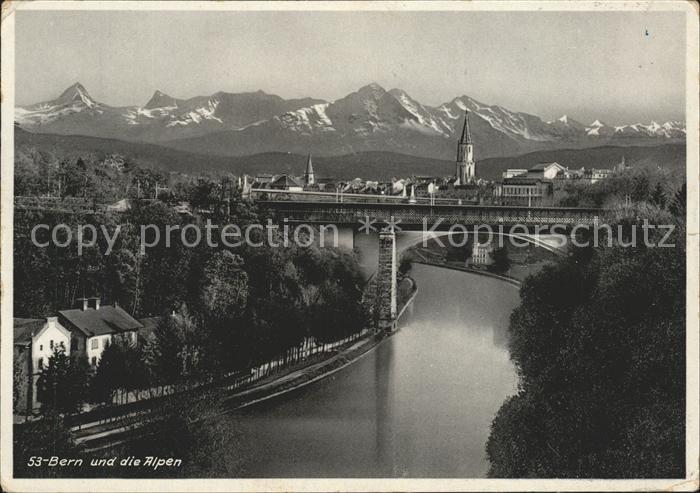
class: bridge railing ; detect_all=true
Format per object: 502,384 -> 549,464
249,188 -> 477,206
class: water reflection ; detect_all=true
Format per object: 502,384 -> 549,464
206,264 -> 520,477
374,338 -> 395,476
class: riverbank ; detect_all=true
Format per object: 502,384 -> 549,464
78,332 -> 385,452
71,276 -> 420,452
202,262 -> 520,478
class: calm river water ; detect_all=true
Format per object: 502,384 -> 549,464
209,264 -> 520,477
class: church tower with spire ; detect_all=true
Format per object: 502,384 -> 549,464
455,110 -> 475,184
304,153 -> 315,187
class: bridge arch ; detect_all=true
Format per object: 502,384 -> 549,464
350,227 -> 568,281
392,230 -> 568,256
351,227 -> 569,333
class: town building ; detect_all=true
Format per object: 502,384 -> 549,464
494,162 -> 565,206
268,174 -> 303,192
495,176 -> 554,206
13,317 -> 73,413
527,162 -> 567,179
315,177 -> 337,192
340,178 -> 365,193
359,180 -> 381,194
554,167 -> 586,180
586,168 -> 615,183
470,242 -> 495,268
253,174 -> 274,187
455,110 -> 476,185
503,169 -> 528,179
59,298 -> 142,368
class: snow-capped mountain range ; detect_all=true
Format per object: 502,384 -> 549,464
15,82 -> 685,159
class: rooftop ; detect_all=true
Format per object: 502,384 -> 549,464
59,304 -> 142,337
270,174 -> 302,188
502,176 -> 551,185
529,162 -> 563,171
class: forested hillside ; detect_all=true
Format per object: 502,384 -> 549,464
487,193 -> 686,478
16,127 -> 685,182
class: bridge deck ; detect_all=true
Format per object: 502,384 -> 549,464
255,200 -> 602,228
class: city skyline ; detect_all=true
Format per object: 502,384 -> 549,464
15,9 -> 686,125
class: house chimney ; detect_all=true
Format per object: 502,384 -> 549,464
77,297 -> 88,311
88,297 -> 100,310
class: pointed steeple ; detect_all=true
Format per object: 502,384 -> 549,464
303,153 -> 315,187
455,110 -> 475,184
459,110 -> 472,144
305,153 -> 314,176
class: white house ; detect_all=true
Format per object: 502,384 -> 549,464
32,317 -> 72,374
59,297 -> 142,368
13,317 -> 72,412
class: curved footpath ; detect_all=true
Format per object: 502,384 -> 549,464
76,279 -> 420,452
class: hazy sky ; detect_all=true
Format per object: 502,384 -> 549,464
15,9 -> 686,124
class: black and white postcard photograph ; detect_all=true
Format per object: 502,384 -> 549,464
1,1 -> 698,492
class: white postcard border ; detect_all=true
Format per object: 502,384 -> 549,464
1,2 -> 698,492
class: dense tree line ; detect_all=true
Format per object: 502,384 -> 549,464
15,150 -> 374,476
15,150 -> 371,407
486,185 -> 686,477
18,201 -> 370,395
556,166 -> 682,209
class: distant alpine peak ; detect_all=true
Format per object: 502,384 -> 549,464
58,82 -> 96,107
356,82 -> 387,96
15,82 -> 687,154
387,87 -> 408,97
549,114 -> 586,129
144,89 -> 179,109
450,95 -> 486,113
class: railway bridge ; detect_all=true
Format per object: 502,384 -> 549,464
251,189 -> 604,331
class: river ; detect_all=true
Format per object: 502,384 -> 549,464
199,264 -> 520,477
